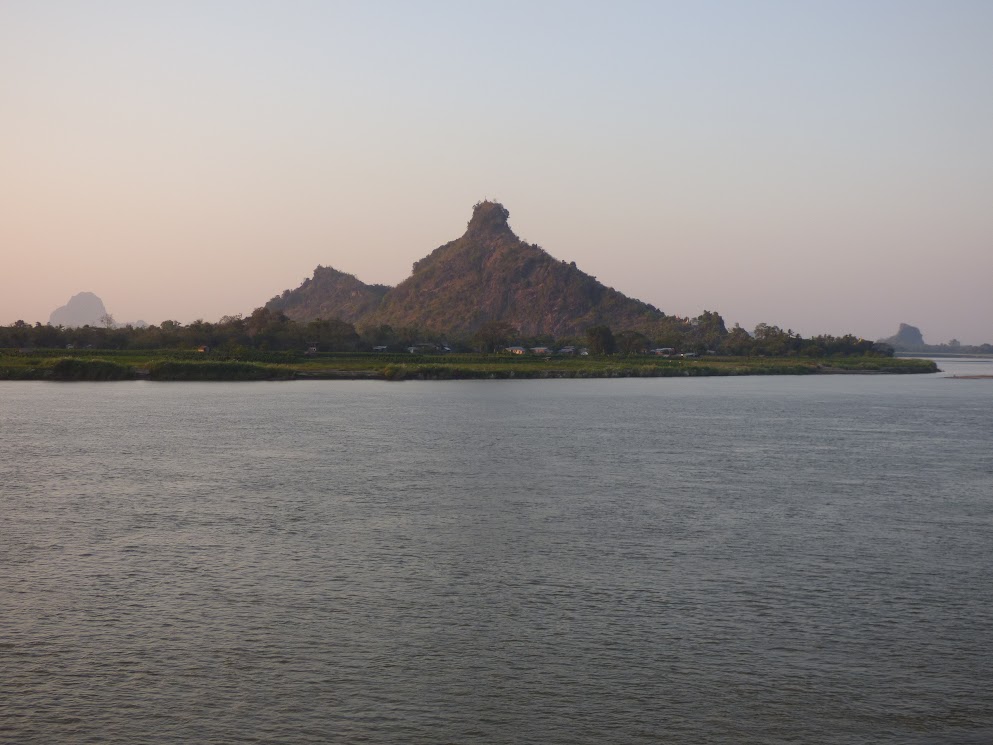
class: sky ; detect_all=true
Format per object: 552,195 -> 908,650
2,1 -> 992,344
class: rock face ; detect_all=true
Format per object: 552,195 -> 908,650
49,292 -> 108,327
880,323 -> 926,349
268,201 -> 665,337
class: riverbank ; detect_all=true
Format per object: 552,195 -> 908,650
0,350 -> 939,381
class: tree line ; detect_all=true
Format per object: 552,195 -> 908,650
1,307 -> 893,358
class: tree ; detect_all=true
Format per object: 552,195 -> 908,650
721,324 -> 753,356
246,307 -> 273,338
690,310 -> 728,350
472,320 -> 518,353
615,330 -> 649,355
585,325 -> 616,355
245,307 -> 294,349
752,323 -> 799,356
361,324 -> 400,348
32,322 -> 65,348
306,318 -> 360,351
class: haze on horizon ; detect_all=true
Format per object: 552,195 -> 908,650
2,1 -> 991,344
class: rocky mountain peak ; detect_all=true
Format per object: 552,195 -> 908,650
466,200 -> 512,236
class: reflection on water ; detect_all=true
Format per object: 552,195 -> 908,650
2,368 -> 992,744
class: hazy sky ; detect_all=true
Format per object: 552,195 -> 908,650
3,1 -> 991,343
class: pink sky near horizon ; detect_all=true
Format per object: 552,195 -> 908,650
2,1 -> 991,344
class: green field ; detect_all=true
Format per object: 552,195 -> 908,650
0,348 -> 939,381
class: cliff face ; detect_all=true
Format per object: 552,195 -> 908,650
266,201 -> 665,336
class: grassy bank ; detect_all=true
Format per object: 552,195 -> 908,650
0,349 -> 939,381
0,356 -> 135,381
146,360 -> 295,381
371,356 -> 936,380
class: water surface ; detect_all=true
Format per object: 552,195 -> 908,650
2,362 -> 992,743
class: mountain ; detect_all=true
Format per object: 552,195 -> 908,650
268,201 -> 665,337
49,292 -> 108,327
879,323 -> 926,349
366,201 -> 664,336
266,266 -> 390,324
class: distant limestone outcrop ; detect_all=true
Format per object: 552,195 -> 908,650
879,323 -> 926,349
266,201 -> 666,337
49,292 -> 108,327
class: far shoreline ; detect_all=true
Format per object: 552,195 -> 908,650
1,351 -> 939,382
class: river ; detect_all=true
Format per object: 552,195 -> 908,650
2,358 -> 991,743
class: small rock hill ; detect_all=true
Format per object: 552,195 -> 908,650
266,266 -> 389,324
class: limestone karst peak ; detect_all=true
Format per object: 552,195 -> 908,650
466,200 -> 512,235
